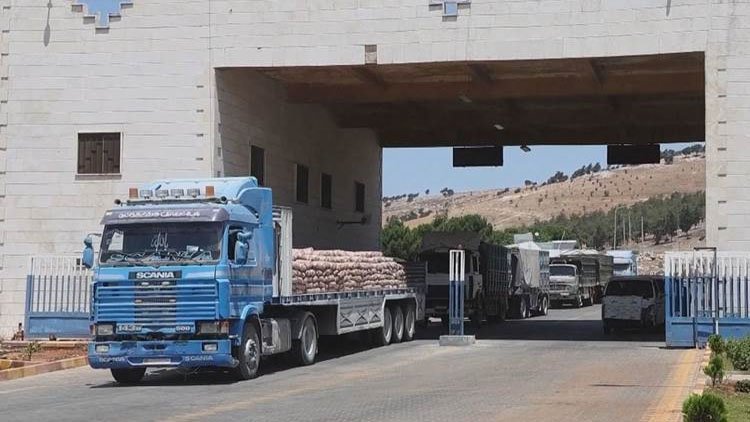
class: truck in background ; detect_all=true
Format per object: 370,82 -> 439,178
549,251 -> 613,307
84,178 -> 425,383
420,232 -> 511,326
506,242 -> 551,319
606,250 -> 638,276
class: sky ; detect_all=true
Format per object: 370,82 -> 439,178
77,0 -> 122,25
382,143 -> 699,196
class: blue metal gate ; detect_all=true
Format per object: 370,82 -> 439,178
665,251 -> 750,347
25,256 -> 92,339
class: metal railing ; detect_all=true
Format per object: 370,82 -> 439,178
25,255 -> 92,339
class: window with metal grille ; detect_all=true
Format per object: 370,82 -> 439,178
250,145 -> 265,185
321,173 -> 332,209
77,133 -> 121,174
296,164 -> 309,204
355,181 -> 365,213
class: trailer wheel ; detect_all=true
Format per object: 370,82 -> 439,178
110,368 -> 146,385
232,322 -> 261,380
391,304 -> 404,343
513,298 -> 528,319
403,303 -> 416,341
374,305 -> 393,346
292,316 -> 318,366
540,296 -> 549,316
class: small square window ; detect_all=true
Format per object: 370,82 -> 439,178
443,1 -> 458,17
321,173 -> 332,209
250,145 -> 265,185
77,132 -> 121,174
296,164 -> 309,204
355,182 -> 365,213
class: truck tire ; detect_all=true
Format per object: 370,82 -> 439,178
513,298 -> 528,319
403,303 -> 416,341
575,295 -> 584,308
374,306 -> 393,346
110,368 -> 146,385
291,316 -> 318,366
540,296 -> 549,316
391,304 -> 404,343
232,322 -> 260,380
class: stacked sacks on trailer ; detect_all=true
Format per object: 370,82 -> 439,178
292,248 -> 407,294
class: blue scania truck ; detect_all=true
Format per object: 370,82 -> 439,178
84,177 -> 424,383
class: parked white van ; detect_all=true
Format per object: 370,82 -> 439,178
602,276 -> 664,333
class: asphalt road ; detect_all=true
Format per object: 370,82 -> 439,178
0,305 -> 701,422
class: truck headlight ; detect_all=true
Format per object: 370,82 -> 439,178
197,321 -> 229,335
96,324 -> 114,336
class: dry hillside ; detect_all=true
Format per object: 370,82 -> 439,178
383,154 -> 705,230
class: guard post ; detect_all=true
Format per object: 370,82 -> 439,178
448,249 -> 465,336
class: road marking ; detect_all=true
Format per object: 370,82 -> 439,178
642,348 -> 700,422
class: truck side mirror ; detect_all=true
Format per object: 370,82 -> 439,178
82,235 -> 94,269
234,230 -> 254,266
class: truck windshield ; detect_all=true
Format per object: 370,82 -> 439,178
605,279 -> 654,298
550,265 -> 576,276
99,222 -> 223,266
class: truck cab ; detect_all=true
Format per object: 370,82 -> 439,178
549,264 -> 582,307
419,232 -> 484,324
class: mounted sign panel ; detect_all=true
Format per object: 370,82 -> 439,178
453,146 -> 503,167
607,144 -> 660,165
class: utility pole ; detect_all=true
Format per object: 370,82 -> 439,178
628,213 -> 632,244
641,216 -> 644,244
613,207 -> 618,249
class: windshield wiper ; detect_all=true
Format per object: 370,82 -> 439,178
107,253 -> 149,267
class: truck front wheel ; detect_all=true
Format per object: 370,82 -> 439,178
233,322 -> 260,380
111,367 -> 146,385
292,316 -> 318,366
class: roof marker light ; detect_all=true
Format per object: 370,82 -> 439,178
187,188 -> 200,198
139,189 -> 153,199
155,189 -> 169,198
170,189 -> 185,198
128,188 -> 138,199
205,185 -> 215,197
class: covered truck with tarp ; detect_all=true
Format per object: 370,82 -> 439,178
506,241 -> 551,319
420,232 -> 511,325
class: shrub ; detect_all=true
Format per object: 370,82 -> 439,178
23,341 -> 41,361
682,392 -> 728,422
704,355 -> 725,386
708,334 -> 725,355
726,337 -> 750,371
736,379 -> 750,393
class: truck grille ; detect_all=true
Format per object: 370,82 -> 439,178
94,279 -> 217,324
549,283 -> 570,292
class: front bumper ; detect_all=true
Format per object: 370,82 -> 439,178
549,292 -> 575,301
88,339 -> 236,369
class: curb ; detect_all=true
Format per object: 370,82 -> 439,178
692,348 -> 712,395
0,356 -> 88,382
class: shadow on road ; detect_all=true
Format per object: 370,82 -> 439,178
415,319 -> 664,342
89,308 -> 663,387
88,333 -> 393,388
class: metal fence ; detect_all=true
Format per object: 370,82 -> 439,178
665,251 -> 750,347
25,255 -> 92,339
